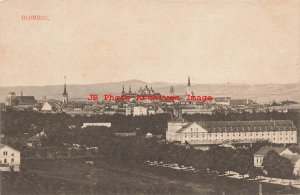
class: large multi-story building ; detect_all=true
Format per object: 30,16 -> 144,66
5,91 -> 36,106
181,108 -> 213,115
213,97 -> 231,106
120,85 -> 161,100
166,119 -> 297,145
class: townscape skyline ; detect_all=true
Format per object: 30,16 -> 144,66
1,76 -> 300,104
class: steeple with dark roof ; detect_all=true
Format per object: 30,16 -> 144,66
121,85 -> 125,95
63,76 -> 68,96
62,76 -> 68,104
185,75 -> 193,97
170,86 -> 174,96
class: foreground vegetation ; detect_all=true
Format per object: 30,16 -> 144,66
2,110 -> 300,194
2,158 -> 299,195
2,109 -> 300,138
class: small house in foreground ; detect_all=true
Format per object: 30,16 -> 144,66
0,144 -> 21,171
254,146 -> 294,167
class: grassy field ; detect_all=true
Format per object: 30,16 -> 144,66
1,158 -> 212,195
1,158 -> 300,195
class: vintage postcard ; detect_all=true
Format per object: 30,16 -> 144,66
1,0 -> 300,194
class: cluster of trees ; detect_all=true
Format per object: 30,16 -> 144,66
263,150 -> 294,179
2,109 -> 299,139
96,137 -> 256,177
2,110 -> 299,180
96,137 -> 296,180
1,110 -> 170,137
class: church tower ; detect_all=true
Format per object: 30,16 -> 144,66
185,76 -> 193,97
170,86 -> 174,96
62,76 -> 68,105
121,85 -> 125,95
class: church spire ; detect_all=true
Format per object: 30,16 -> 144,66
187,75 -> 191,87
122,85 -> 125,95
62,76 -> 68,105
170,86 -> 174,96
63,76 -> 68,95
129,85 -> 132,93
185,76 -> 193,98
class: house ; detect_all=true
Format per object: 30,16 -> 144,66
181,108 -> 213,115
148,108 -> 156,115
65,110 -> 93,117
27,130 -> 47,148
0,144 -> 21,171
41,101 -> 62,112
213,97 -> 231,106
254,146 -> 294,167
125,106 -> 132,116
81,123 -> 111,128
103,108 -> 116,115
41,102 -> 52,111
230,99 -> 254,108
115,108 -> 126,115
155,107 -> 165,114
133,106 -> 148,116
111,105 -> 119,110
113,132 -> 136,137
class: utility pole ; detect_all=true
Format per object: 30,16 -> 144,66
259,182 -> 262,195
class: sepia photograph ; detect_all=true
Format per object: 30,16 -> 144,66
0,0 -> 300,194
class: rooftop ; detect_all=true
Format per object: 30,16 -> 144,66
176,120 -> 297,133
254,146 -> 288,156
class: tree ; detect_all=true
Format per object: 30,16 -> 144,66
249,166 -> 262,180
263,150 -> 294,179
231,149 -> 253,178
207,146 -> 235,174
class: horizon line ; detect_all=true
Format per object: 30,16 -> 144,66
0,79 -> 299,88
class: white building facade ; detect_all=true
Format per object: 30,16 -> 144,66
254,146 -> 294,167
0,144 -> 21,171
41,102 -> 53,111
166,120 -> 297,145
81,123 -> 111,128
133,106 -> 148,116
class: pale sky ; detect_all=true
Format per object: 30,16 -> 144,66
0,0 -> 300,86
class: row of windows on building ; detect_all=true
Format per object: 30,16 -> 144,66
1,158 -> 14,164
185,137 -> 294,142
256,158 -> 263,163
2,151 -> 14,156
184,132 -> 295,137
190,126 -> 294,132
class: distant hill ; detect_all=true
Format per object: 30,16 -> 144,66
0,80 -> 299,103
